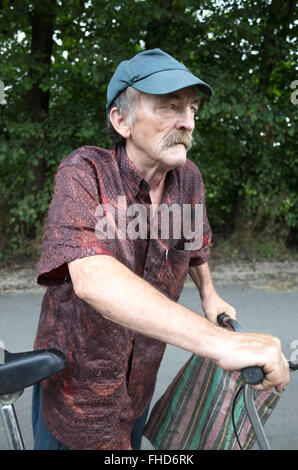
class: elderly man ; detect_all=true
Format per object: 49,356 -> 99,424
32,49 -> 289,450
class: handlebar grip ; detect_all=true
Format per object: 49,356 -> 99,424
217,313 -> 242,332
241,366 -> 265,385
217,313 -> 265,385
289,361 -> 298,371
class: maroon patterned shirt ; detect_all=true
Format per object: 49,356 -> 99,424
34,143 -> 212,449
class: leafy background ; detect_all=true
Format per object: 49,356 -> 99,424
0,0 -> 297,264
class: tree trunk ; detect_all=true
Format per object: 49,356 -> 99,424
25,0 -> 56,238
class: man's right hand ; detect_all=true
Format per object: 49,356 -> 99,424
216,331 -> 290,393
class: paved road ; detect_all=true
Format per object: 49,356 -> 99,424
0,283 -> 297,450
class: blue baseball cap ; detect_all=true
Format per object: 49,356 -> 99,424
106,48 -> 213,111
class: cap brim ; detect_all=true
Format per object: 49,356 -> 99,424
132,69 -> 213,97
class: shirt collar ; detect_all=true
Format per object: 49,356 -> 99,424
117,143 -> 144,197
116,143 -> 179,202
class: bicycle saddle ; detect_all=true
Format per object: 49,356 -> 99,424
0,349 -> 66,395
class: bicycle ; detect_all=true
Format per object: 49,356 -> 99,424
0,319 -> 297,450
0,348 -> 66,450
217,313 -> 298,450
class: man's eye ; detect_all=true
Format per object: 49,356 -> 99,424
168,104 -> 176,110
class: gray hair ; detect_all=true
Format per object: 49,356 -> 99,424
106,87 -> 139,146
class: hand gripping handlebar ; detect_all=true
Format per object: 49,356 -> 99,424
217,313 -> 265,385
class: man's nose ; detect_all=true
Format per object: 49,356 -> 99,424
175,108 -> 195,133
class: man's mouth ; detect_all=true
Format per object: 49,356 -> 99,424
174,142 -> 187,149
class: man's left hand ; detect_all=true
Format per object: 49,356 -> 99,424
202,292 -> 236,325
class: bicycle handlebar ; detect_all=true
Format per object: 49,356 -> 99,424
289,361 -> 298,371
217,313 -> 265,385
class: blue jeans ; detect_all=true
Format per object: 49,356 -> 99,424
32,383 -> 149,450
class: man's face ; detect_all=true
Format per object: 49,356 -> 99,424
126,86 -> 199,172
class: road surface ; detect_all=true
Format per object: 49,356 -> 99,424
0,281 -> 297,450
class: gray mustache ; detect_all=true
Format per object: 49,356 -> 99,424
162,132 -> 193,151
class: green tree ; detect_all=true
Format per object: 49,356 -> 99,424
0,0 -> 297,262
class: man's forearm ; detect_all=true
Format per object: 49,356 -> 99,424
189,262 -> 216,300
68,255 -> 289,391
68,255 -> 230,362
189,262 -> 237,324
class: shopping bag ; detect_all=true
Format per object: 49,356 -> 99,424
144,354 -> 279,450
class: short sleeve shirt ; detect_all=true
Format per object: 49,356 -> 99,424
34,144 -> 212,450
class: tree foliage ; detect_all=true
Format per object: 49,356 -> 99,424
0,0 -> 297,261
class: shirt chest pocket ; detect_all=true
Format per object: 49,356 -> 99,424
158,247 -> 190,301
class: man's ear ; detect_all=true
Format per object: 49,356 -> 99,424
109,107 -> 131,139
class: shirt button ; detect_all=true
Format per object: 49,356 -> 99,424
140,180 -> 149,190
